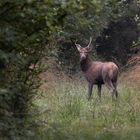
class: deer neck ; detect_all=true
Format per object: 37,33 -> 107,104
80,55 -> 92,72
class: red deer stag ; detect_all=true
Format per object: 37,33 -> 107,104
75,37 -> 119,100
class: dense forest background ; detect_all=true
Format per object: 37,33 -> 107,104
0,0 -> 140,139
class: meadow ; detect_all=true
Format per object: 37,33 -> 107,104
32,77 -> 140,140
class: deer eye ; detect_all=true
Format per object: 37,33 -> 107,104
80,51 -> 87,54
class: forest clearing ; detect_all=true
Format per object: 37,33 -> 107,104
35,52 -> 140,140
0,0 -> 140,140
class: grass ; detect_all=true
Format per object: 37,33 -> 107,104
33,78 -> 140,140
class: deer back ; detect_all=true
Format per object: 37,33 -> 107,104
83,60 -> 118,84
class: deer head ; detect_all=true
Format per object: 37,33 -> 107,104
75,37 -> 92,61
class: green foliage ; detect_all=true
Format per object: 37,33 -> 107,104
0,0 -> 140,139
0,0 -> 52,139
96,18 -> 139,66
55,0 -> 140,71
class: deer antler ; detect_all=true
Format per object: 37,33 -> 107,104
86,37 -> 92,48
74,40 -> 82,51
74,39 -> 78,46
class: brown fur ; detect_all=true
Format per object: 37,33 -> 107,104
75,39 -> 119,100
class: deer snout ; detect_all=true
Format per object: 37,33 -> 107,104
80,53 -> 86,61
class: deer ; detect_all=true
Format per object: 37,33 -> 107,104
74,37 -> 119,100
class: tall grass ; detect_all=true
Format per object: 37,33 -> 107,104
33,79 -> 140,140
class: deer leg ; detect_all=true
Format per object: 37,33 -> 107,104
113,82 -> 118,98
87,83 -> 93,100
104,80 -> 116,98
97,84 -> 102,99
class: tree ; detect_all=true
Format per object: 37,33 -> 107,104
56,0 -> 140,71
0,0 -> 55,139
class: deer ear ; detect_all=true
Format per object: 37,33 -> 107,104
75,44 -> 82,52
